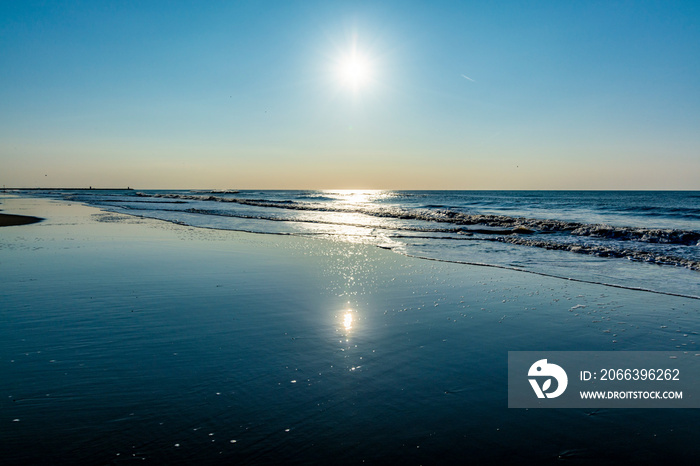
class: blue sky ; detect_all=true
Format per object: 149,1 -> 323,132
1,0 -> 699,189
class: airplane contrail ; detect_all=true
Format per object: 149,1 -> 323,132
461,74 -> 475,82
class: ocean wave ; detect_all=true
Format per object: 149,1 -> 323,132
25,189 -> 698,298
496,236 -> 700,271
101,199 -> 188,204
296,195 -> 336,201
136,192 -> 700,246
121,204 -> 537,236
119,200 -> 700,274
176,207 -> 481,235
614,205 -> 700,219
189,189 -> 240,194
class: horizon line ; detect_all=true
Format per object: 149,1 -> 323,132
4,187 -> 700,192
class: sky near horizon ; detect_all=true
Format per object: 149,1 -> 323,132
1,1 -> 699,190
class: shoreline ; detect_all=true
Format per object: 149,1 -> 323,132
2,196 -> 699,464
20,190 -> 700,300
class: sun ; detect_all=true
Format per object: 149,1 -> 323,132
334,47 -> 373,92
337,53 -> 371,90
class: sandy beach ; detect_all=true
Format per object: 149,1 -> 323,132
1,196 -> 699,465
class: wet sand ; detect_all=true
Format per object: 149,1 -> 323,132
1,196 -> 699,465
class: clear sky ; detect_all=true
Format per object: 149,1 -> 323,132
1,0 -> 699,189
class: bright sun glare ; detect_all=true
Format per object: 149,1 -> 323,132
335,47 -> 372,92
338,54 -> 370,89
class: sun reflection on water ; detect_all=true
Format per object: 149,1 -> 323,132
323,189 -> 391,205
343,310 -> 354,330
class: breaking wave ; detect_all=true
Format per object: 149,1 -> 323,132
137,192 -> 700,247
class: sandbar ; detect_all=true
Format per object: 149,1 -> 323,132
0,212 -> 43,227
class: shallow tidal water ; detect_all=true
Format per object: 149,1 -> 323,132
1,198 -> 699,464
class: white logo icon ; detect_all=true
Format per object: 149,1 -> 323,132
528,359 -> 568,399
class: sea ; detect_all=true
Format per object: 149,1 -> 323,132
4,189 -> 700,464
18,189 -> 700,299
